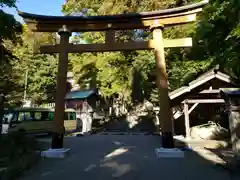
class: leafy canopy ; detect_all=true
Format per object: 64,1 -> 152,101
12,25 -> 58,104
0,0 -> 22,103
62,0 -> 210,104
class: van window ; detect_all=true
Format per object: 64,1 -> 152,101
35,112 -> 42,121
48,112 -> 54,121
47,112 -> 76,121
40,112 -> 51,121
18,112 -> 34,121
12,110 -> 76,121
2,111 -> 14,124
68,112 -> 76,120
18,112 -> 24,121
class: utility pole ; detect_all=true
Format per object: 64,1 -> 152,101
0,94 -> 5,136
23,70 -> 28,104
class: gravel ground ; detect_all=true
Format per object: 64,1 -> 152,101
20,135 -> 238,180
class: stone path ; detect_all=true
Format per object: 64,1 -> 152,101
20,135 -> 238,180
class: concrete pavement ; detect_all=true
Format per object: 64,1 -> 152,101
20,135 -> 236,180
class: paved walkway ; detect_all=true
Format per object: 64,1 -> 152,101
20,135 -> 237,180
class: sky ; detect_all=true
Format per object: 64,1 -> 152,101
2,0 -> 65,23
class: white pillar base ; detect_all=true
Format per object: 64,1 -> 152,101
155,148 -> 184,158
41,148 -> 71,158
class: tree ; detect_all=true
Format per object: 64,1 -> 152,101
193,0 -> 240,78
62,0 -> 211,106
153,0 -> 240,104
12,25 -> 58,105
1,1 -> 65,106
0,0 -> 22,134
0,0 -> 22,104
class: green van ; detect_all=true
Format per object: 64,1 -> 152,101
2,108 -> 77,134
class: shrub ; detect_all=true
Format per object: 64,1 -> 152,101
0,131 -> 40,180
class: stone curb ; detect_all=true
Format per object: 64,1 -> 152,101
97,132 -> 160,136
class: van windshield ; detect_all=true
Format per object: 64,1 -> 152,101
48,112 -> 76,121
2,111 -> 14,124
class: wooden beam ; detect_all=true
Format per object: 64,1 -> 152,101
105,30 -> 115,44
40,38 -> 192,53
20,5 -> 205,32
27,14 -> 197,32
147,13 -> 197,27
69,41 -> 152,52
163,38 -> 192,48
182,99 -> 225,104
173,110 -> 183,119
184,102 -> 190,138
188,103 -> 199,114
172,103 -> 198,119
199,89 -> 220,94
40,45 -> 59,53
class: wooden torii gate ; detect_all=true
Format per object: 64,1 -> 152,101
19,0 -> 208,149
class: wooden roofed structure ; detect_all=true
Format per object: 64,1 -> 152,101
19,0 -> 208,149
170,67 -> 237,103
170,67 -> 238,137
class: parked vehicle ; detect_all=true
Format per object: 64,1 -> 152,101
1,107 -> 77,134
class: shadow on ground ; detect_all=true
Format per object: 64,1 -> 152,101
104,115 -> 157,133
19,134 -> 240,180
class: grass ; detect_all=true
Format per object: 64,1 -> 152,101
0,132 -> 41,180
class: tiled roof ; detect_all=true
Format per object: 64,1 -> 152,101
65,89 -> 97,100
169,69 -> 235,100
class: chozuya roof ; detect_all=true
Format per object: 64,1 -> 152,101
18,0 -> 208,32
169,68 -> 237,100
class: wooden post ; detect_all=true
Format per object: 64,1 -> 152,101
151,23 -> 174,148
188,103 -> 199,114
51,25 -> 71,149
105,30 -> 115,44
184,102 -> 190,138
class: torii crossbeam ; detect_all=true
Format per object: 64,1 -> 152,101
19,0 -> 208,149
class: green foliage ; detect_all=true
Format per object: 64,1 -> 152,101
63,0 -> 208,105
0,132 -> 40,180
150,0 -> 240,103
1,0 -> 58,105
0,10 -> 22,42
0,0 -> 22,43
0,0 -> 16,8
62,0 -> 240,107
1,0 -> 237,108
62,0 -> 176,16
12,26 -> 58,104
0,0 -> 22,105
193,0 -> 240,78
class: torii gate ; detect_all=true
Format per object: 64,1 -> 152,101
19,0 -> 208,149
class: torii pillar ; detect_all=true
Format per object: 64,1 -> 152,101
51,26 -> 71,148
151,23 -> 174,148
